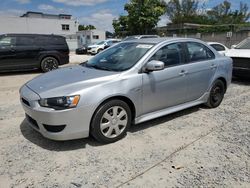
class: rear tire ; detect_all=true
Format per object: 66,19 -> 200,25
206,80 -> 225,108
91,100 -> 132,144
41,57 -> 59,72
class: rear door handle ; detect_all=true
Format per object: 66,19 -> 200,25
179,70 -> 188,76
210,64 -> 217,69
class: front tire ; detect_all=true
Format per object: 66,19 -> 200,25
97,49 -> 103,54
206,80 -> 225,108
91,100 -> 132,143
41,57 -> 59,72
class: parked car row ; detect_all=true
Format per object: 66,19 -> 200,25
1,33 -> 249,79
76,35 -> 160,55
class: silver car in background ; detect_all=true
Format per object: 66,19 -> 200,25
20,38 -> 232,143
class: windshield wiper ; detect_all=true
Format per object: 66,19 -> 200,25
85,64 -> 115,71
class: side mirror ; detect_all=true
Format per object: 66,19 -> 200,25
145,60 -> 165,72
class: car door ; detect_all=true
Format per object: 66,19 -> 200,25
0,36 -> 17,71
142,42 -> 189,114
14,36 -> 40,69
184,42 -> 217,102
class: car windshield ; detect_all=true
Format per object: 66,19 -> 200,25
235,38 -> 250,49
83,42 -> 154,72
97,41 -> 105,45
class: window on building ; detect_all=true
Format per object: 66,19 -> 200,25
62,24 -> 70,31
93,35 -> 99,39
86,35 -> 90,39
60,16 -> 71,19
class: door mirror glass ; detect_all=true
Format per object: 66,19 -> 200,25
145,60 -> 164,72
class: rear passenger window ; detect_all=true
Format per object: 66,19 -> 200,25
149,43 -> 184,67
187,42 -> 214,62
36,36 -> 65,46
16,37 -> 34,46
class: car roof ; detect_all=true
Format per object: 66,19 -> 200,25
122,37 -> 206,45
106,39 -> 121,41
207,42 -> 224,45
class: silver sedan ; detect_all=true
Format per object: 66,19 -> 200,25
20,38 -> 233,143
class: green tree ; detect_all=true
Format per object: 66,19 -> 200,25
112,16 -> 129,37
207,1 -> 250,24
78,24 -> 96,31
113,0 -> 166,36
207,0 -> 232,24
166,0 -> 202,24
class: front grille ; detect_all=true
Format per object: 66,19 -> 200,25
232,57 -> 250,69
43,124 -> 66,133
22,98 -> 30,106
26,114 -> 39,130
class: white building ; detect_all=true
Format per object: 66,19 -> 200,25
0,11 -> 78,36
76,30 -> 106,47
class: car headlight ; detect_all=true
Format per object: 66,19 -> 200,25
39,95 -> 80,110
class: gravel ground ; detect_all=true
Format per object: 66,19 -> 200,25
0,64 -> 249,188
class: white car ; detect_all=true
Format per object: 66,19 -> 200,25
207,42 -> 229,56
87,39 -> 121,55
225,37 -> 250,78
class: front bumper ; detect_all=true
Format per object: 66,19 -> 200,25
87,48 -> 98,54
20,85 -> 92,140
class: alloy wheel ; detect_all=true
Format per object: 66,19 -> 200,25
100,106 -> 128,138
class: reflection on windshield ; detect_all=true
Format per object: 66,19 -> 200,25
83,42 -> 153,72
97,41 -> 105,45
235,38 -> 250,49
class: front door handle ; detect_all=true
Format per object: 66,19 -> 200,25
179,70 -> 188,76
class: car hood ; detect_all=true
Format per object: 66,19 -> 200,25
88,44 -> 99,48
26,65 -> 120,98
225,49 -> 250,58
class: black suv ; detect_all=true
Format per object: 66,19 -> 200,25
0,34 -> 69,72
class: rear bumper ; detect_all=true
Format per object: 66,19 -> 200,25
59,55 -> 69,65
233,67 -> 250,78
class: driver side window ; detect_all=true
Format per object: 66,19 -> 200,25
149,43 -> 184,67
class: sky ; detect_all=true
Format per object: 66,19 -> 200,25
0,0 -> 249,32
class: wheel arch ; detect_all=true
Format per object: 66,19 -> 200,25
216,77 -> 227,92
90,95 -> 136,127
